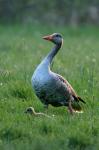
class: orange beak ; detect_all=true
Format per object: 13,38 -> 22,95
42,35 -> 53,41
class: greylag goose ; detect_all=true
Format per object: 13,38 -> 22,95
31,33 -> 85,114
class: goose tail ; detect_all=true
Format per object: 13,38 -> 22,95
72,101 -> 84,113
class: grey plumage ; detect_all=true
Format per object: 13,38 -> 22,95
31,33 -> 85,114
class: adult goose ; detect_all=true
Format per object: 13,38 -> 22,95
31,33 -> 85,114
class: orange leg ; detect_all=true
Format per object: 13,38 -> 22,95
68,99 -> 73,115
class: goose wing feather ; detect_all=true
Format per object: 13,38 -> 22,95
56,74 -> 85,103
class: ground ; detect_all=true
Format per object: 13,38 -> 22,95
0,24 -> 99,150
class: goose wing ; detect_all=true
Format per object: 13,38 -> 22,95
56,74 -> 85,103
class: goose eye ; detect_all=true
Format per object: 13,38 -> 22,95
56,34 -> 59,37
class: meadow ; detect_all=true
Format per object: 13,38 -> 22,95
0,24 -> 99,150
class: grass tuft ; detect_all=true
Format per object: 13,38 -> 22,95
9,81 -> 33,100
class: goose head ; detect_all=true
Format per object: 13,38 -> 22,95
43,33 -> 63,45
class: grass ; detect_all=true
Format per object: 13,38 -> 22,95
0,24 -> 99,150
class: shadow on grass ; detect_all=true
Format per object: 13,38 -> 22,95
68,136 -> 92,150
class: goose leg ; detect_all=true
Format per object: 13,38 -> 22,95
68,99 -> 73,115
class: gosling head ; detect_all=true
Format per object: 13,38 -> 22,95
43,33 -> 63,45
25,107 -> 36,115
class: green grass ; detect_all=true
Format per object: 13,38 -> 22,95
0,24 -> 99,150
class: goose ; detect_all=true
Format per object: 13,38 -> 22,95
31,33 -> 85,114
